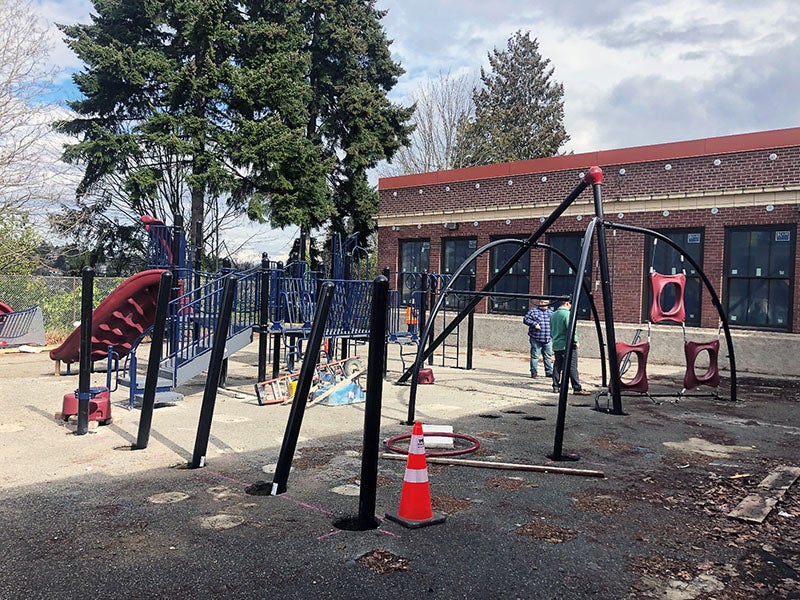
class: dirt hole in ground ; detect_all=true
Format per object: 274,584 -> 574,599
483,476 -> 536,490
356,549 -> 411,574
432,495 -> 472,513
514,519 -> 576,543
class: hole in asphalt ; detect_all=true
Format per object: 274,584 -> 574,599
522,416 -> 545,421
503,410 -> 525,414
245,481 -> 274,496
478,414 -> 501,419
333,515 -> 379,531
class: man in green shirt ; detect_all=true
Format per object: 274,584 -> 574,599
550,298 -> 590,395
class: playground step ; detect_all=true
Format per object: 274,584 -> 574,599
164,327 -> 253,388
132,390 -> 185,406
118,375 -> 174,390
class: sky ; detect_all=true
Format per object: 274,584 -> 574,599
30,0 -> 800,261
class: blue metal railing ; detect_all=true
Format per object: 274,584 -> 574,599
165,266 -> 259,374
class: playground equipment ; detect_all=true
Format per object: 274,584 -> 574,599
49,269 -> 166,374
397,166 -> 736,462
50,211 -> 394,414
599,234 -> 729,407
254,356 -> 365,405
0,303 -> 46,348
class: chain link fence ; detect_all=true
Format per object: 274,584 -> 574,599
0,275 -> 126,342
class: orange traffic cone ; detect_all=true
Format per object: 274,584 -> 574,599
385,421 -> 446,528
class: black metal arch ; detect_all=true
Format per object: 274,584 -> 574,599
601,219 -> 737,403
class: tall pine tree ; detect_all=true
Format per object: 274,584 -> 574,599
57,0 -> 411,256
455,31 -> 569,166
296,0 -> 413,242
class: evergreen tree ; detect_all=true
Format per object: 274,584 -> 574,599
297,0 -> 414,243
455,31 -> 569,166
57,0 -> 412,257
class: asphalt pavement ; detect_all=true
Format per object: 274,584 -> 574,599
0,343 -> 798,599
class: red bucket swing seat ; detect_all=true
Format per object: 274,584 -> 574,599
649,272 -> 686,324
683,339 -> 721,391
615,340 -> 650,393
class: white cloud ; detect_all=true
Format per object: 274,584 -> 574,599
377,0 -> 800,152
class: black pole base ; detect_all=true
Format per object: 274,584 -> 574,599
593,393 -> 628,415
333,515 -> 380,531
546,452 -> 580,462
245,481 -> 280,496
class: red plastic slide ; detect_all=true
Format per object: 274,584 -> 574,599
50,269 -> 166,368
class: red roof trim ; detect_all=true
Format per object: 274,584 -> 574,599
378,127 -> 800,190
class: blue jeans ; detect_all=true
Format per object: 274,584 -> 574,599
529,338 -> 553,376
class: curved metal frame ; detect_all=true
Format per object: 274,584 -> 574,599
602,220 -> 737,402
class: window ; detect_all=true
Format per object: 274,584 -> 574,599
725,226 -> 794,330
441,237 -> 477,311
644,229 -> 703,326
546,233 -> 592,318
488,236 -> 530,314
398,239 -> 429,304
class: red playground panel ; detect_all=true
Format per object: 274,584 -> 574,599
49,269 -> 166,372
58,387 -> 112,425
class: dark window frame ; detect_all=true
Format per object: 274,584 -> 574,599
398,238 -> 430,305
723,224 -> 795,331
441,236 -> 477,311
488,234 -> 530,315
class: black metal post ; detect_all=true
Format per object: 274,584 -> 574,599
357,276 -> 389,530
466,310 -> 474,370
586,170 -> 623,414
75,266 -> 94,436
257,253 -> 270,383
398,176 -> 591,385
550,218 -> 598,461
271,331 -> 282,379
190,274 -> 238,468
270,282 -> 335,495
135,271 -> 172,449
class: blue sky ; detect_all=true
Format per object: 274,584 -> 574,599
33,0 -> 800,259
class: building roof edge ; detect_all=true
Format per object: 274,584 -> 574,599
378,127 -> 800,190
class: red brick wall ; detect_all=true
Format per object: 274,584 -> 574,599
378,142 -> 800,333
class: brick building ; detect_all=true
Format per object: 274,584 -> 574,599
377,127 -> 800,336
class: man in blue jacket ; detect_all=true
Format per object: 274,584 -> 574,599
523,299 -> 553,378
550,298 -> 591,395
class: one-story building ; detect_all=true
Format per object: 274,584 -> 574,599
376,127 -> 800,376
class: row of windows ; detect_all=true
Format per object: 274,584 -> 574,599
397,225 -> 796,331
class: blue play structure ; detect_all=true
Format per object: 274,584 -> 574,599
114,216 -> 465,407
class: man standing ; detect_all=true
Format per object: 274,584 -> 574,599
549,298 -> 590,395
523,299 -> 553,378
